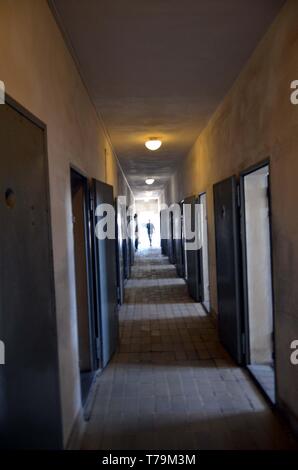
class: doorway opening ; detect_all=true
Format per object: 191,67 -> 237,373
135,198 -> 160,250
241,163 -> 276,403
199,193 -> 210,312
70,168 -> 97,405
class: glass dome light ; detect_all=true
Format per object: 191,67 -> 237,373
145,138 -> 162,151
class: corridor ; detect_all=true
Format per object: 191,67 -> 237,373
82,249 -> 296,450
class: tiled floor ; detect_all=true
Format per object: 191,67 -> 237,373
81,249 -> 297,450
248,364 -> 276,404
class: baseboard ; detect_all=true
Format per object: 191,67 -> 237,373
209,308 -> 217,325
66,370 -> 102,450
83,370 -> 102,421
278,399 -> 298,438
66,407 -> 86,450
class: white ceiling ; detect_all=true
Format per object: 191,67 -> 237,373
51,0 -> 285,196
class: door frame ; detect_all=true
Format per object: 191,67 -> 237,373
91,179 -> 119,369
5,93 -> 47,130
70,166 -> 99,398
213,175 -> 243,364
115,197 -> 124,305
1,95 -> 63,448
179,201 -> 186,278
174,201 -> 185,278
239,158 -> 277,401
198,191 -> 210,313
181,200 -> 188,279
5,93 -> 58,319
183,195 -> 202,302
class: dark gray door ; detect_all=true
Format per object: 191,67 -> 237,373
168,211 -> 175,265
71,169 -> 97,404
184,196 -> 202,302
0,102 -> 62,448
92,179 -> 118,368
125,210 -> 131,279
213,176 -> 243,364
123,239 -> 129,279
128,214 -> 134,268
115,197 -> 124,305
174,203 -> 184,278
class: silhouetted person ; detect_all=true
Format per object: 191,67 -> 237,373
146,220 -> 155,247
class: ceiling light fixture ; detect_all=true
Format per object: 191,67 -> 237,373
145,138 -> 162,151
145,178 -> 155,185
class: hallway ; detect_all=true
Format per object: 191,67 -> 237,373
82,249 -> 296,450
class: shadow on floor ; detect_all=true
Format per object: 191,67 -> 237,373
82,406 -> 298,450
81,249 -> 298,451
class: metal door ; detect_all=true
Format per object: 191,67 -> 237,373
125,210 -> 131,278
184,196 -> 202,302
168,211 -> 176,265
213,176 -> 243,364
160,209 -> 168,256
92,179 -> 118,368
128,213 -> 134,268
0,101 -> 62,448
174,203 -> 185,278
199,193 -> 210,312
115,197 -> 125,305
70,168 -> 97,404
